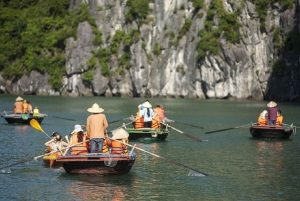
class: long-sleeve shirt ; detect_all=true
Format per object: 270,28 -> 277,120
86,113 -> 108,139
267,107 -> 278,121
142,107 -> 154,122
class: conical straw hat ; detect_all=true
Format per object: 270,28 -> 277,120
267,101 -> 277,107
87,103 -> 104,113
15,96 -> 23,101
142,101 -> 152,108
111,128 -> 129,140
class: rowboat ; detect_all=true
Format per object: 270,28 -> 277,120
1,112 -> 47,124
124,127 -> 169,141
250,124 -> 295,139
56,153 -> 136,175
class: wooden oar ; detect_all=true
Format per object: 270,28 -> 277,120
30,119 -> 51,139
48,115 -> 76,121
283,123 -> 300,129
160,122 -> 204,142
166,118 -> 204,129
205,123 -> 253,134
0,140 -> 90,170
109,116 -> 132,124
107,136 -> 209,176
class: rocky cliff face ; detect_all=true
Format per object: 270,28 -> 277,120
1,0 -> 299,101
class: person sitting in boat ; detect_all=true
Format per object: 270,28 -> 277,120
154,105 -> 165,121
151,113 -> 161,129
33,106 -> 40,117
134,104 -> 144,129
65,125 -> 89,155
110,128 -> 129,154
276,110 -> 284,126
45,132 -> 68,155
22,100 -> 29,114
14,96 -> 23,114
27,101 -> 33,114
141,100 -> 154,128
258,110 -> 268,126
101,131 -> 111,154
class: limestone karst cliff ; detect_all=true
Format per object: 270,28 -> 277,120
1,0 -> 299,101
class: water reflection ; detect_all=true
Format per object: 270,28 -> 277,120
13,125 -> 29,134
64,174 -> 135,201
256,141 -> 284,178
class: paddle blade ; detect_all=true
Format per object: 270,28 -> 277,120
182,132 -> 203,142
30,119 -> 44,132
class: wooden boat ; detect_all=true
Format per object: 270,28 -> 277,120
124,127 -> 169,141
56,153 -> 136,175
250,124 -> 294,139
1,112 -> 47,124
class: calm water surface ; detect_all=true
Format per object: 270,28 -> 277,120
0,95 -> 300,201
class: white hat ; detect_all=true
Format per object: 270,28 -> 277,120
72,124 -> 83,134
260,110 -> 268,119
142,101 -> 152,108
15,96 -> 23,101
87,103 -> 104,113
111,128 -> 129,140
267,101 -> 277,107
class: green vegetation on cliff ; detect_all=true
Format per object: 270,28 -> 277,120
0,1 -> 91,90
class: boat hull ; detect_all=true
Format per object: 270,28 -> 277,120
250,125 -> 294,139
56,154 -> 136,175
1,113 -> 46,124
43,154 -> 62,168
125,127 -> 169,141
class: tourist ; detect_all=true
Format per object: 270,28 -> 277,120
65,125 -> 88,155
258,110 -> 268,126
276,110 -> 284,126
101,131 -> 111,154
86,103 -> 108,153
45,132 -> 68,155
134,104 -> 144,129
154,105 -> 165,121
22,100 -> 29,114
33,106 -> 40,117
110,128 -> 129,154
27,101 -> 33,114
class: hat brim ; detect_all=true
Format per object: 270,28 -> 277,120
111,129 -> 129,139
72,129 -> 83,134
142,102 -> 152,108
87,108 -> 104,113
267,102 -> 277,107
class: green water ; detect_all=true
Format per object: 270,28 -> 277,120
0,95 -> 300,200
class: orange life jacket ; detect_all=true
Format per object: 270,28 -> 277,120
102,139 -> 110,154
22,102 -> 28,113
151,115 -> 161,129
154,107 -> 165,121
135,116 -> 144,129
276,116 -> 283,126
111,140 -> 128,154
70,133 -> 89,155
258,116 -> 268,126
